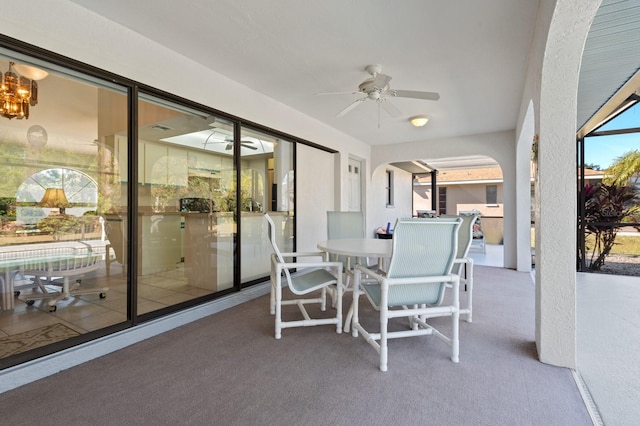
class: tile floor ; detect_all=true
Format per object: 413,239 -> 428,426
0,262 -> 216,346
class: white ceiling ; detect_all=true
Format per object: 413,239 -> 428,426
68,0 -> 640,171
70,0 -> 539,148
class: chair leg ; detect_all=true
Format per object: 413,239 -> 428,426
269,274 -> 276,315
335,277 -> 343,334
379,305 -> 388,372
320,287 -> 327,311
274,276 -> 283,339
466,275 -> 473,323
461,260 -> 473,323
451,281 -> 460,363
451,309 -> 460,363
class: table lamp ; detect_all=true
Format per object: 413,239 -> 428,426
38,188 -> 71,215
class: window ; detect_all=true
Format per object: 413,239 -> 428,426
385,170 -> 394,206
486,185 -> 498,205
438,187 -> 447,215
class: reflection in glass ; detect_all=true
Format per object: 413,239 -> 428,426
136,96 -> 236,315
240,127 -> 293,283
0,53 -> 128,364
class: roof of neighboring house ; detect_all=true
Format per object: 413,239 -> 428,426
414,166 -> 604,185
437,167 -> 503,183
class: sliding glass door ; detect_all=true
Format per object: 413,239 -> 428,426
136,95 -> 237,315
239,127 -> 294,284
0,51 -> 129,366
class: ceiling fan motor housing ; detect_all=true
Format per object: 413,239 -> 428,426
359,80 -> 387,98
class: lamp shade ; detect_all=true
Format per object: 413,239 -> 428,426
409,115 -> 429,127
38,188 -> 70,208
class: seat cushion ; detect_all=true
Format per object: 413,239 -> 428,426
290,268 -> 337,294
361,281 -> 444,307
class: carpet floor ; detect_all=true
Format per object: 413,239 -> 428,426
0,266 -> 591,425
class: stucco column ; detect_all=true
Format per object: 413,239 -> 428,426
535,0 -> 601,368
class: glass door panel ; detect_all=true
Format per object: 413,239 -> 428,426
239,127 -> 293,284
0,52 -> 128,366
136,95 -> 236,315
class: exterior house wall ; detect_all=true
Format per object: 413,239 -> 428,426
445,183 -> 503,214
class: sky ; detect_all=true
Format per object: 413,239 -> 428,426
584,102 -> 640,170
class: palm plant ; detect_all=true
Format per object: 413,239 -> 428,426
603,149 -> 640,186
581,183 -> 637,271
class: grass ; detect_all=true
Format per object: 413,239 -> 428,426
530,227 -> 640,256
585,233 -> 640,256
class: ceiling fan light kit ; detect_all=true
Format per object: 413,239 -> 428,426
410,115 -> 429,127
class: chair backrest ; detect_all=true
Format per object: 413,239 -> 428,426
327,211 -> 365,240
264,213 -> 292,284
327,211 -> 365,267
441,214 -> 478,274
385,217 -> 461,306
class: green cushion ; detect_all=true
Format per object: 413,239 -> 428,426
290,268 -> 337,293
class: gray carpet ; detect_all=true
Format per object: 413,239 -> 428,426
0,266 -> 591,425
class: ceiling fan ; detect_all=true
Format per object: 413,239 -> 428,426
318,64 -> 440,119
203,131 -> 258,150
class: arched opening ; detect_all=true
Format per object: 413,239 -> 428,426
15,167 -> 99,240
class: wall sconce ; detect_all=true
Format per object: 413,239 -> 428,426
38,188 -> 71,215
409,115 -> 430,127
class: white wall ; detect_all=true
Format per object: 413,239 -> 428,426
369,165 -> 414,236
371,130 -> 517,268
296,144 -> 335,252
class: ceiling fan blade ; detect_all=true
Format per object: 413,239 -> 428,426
381,99 -> 402,118
241,142 -> 258,150
372,73 -> 391,89
337,97 -> 367,117
390,89 -> 440,101
203,131 -> 226,148
315,90 -> 360,96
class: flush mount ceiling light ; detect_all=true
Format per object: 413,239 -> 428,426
409,115 -> 429,127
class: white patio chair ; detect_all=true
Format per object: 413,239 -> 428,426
327,211 -> 366,266
18,244 -> 108,312
441,214 -> 478,322
460,210 -> 486,254
352,217 -> 462,371
326,211 -> 366,298
265,213 -> 344,339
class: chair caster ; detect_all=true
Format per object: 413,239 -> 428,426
48,305 -> 57,312
99,293 -> 107,299
14,291 -> 20,297
26,299 -> 35,306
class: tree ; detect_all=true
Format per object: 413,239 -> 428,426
603,149 -> 640,185
584,162 -> 601,171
